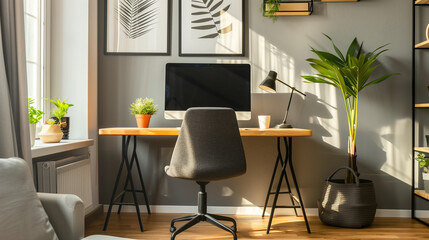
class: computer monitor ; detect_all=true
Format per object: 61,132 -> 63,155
165,63 -> 251,120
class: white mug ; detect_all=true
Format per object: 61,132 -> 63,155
258,115 -> 271,129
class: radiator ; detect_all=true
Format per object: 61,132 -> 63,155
37,154 -> 93,210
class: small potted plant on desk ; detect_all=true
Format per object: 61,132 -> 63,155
46,97 -> 74,139
28,98 -> 44,147
130,98 -> 158,128
415,153 -> 429,193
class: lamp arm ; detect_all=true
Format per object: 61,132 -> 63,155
282,89 -> 295,125
276,79 -> 306,96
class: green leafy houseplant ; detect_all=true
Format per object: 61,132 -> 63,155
46,97 -> 74,124
302,34 -> 398,183
130,98 -> 158,115
45,119 -> 57,125
28,98 -> 44,124
262,0 -> 280,22
415,153 -> 429,173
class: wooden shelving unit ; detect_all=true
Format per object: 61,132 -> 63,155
412,0 -> 429,227
414,147 -> 429,154
264,1 -> 314,16
415,40 -> 429,48
416,0 -> 429,5
415,190 -> 429,201
415,103 -> 429,108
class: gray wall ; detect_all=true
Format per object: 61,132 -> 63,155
98,0 -> 415,210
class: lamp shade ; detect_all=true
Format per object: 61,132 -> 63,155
259,71 -> 277,93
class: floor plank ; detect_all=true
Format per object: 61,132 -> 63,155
85,213 -> 429,239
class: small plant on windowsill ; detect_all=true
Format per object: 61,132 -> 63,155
130,97 -> 158,128
46,97 -> 74,139
415,153 -> 429,193
28,98 -> 44,147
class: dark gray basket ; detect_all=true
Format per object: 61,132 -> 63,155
318,167 -> 377,228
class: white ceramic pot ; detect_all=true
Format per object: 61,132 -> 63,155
39,124 -> 63,143
423,172 -> 429,193
29,124 -> 36,147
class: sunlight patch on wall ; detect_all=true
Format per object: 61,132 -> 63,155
379,119 -> 411,184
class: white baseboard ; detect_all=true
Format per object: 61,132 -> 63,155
103,205 -> 429,218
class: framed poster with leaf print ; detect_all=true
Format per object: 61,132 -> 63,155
179,0 -> 244,56
105,0 -> 171,55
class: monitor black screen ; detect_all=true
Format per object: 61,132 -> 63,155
165,63 -> 251,111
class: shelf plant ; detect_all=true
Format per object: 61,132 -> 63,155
130,97 -> 158,128
415,153 -> 429,193
28,98 -> 44,147
262,0 -> 281,22
302,34 -> 398,183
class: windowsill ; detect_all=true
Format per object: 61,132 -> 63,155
31,139 -> 94,158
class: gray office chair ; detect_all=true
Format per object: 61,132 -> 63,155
165,107 -> 247,240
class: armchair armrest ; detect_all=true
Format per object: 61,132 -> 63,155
38,193 -> 85,240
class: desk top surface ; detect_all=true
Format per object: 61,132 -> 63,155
99,127 -> 312,137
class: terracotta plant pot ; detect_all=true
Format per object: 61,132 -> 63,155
135,114 -> 151,128
39,124 -> 63,143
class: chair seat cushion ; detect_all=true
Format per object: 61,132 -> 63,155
0,158 -> 58,240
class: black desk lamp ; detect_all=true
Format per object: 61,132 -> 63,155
259,71 -> 306,128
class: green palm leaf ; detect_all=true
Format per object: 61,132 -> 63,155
117,0 -> 157,39
191,0 -> 232,39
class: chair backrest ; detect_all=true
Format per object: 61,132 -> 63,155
166,107 -> 246,181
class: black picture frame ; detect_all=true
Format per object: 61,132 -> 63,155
104,0 -> 172,55
179,0 -> 245,57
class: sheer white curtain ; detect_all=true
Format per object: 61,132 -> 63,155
0,0 -> 31,170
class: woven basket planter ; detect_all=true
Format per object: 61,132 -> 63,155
318,167 -> 377,228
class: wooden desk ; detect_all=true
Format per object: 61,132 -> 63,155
99,127 -> 312,137
99,127 -> 312,233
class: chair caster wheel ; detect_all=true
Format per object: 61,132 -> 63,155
170,226 -> 176,233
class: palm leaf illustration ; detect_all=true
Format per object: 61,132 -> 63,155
191,0 -> 233,39
116,0 -> 158,39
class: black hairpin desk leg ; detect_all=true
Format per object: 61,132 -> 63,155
263,137 -> 311,234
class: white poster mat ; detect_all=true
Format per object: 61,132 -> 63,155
106,0 -> 169,54
180,0 -> 243,55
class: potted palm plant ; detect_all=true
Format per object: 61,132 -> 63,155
46,97 -> 74,139
28,98 -> 44,147
302,34 -> 398,228
415,153 -> 429,193
130,98 -> 158,128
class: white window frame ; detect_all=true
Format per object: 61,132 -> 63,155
24,0 -> 51,121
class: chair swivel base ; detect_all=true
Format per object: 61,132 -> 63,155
169,182 -> 238,240
170,213 -> 237,240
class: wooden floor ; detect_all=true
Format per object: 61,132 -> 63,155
85,213 -> 429,239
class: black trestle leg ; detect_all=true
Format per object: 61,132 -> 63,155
103,136 -> 127,231
265,137 -> 311,234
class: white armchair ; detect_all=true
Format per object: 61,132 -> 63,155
0,157 -> 132,240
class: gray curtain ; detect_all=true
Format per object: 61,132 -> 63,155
0,0 -> 31,167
